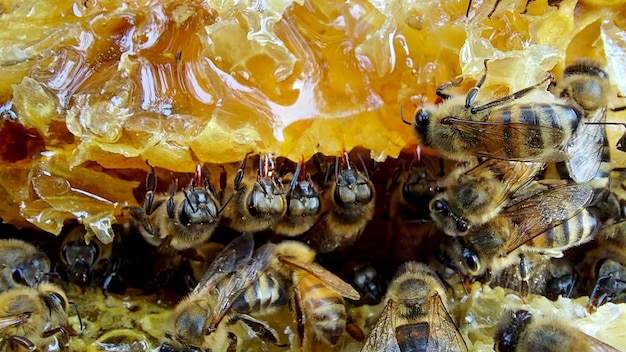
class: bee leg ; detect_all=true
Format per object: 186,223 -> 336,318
465,0 -> 473,17
518,254 -> 530,298
436,76 -> 464,100
42,326 -> 70,350
7,336 -> 35,351
345,315 -> 365,342
144,161 -> 158,215
470,73 -> 554,114
521,0 -> 534,14
235,313 -> 288,348
166,181 -> 178,219
487,0 -> 502,18
226,332 -> 238,352
219,152 -> 251,213
292,286 -> 306,352
127,206 -> 155,236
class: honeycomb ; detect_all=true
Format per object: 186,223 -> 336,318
1,0 -> 626,351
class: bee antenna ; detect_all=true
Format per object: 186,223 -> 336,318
258,152 -> 263,181
334,157 -> 340,185
183,190 -> 198,213
357,154 -> 370,180
400,103 -> 412,125
289,162 -> 302,193
69,302 -> 84,331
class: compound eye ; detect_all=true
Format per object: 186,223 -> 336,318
456,219 -> 470,234
462,247 -> 480,274
415,109 -> 430,126
430,199 -> 448,213
11,268 -> 27,285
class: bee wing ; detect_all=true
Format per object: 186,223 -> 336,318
207,242 -> 274,329
502,184 -> 594,255
565,107 -> 607,183
0,314 -> 28,330
192,233 -> 255,296
360,300 -> 401,352
279,256 -> 360,300
426,292 -> 469,352
580,333 -> 622,352
464,159 -> 542,207
447,117 -> 570,162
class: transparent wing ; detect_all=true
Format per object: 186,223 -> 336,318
502,184 -> 593,255
426,292 -> 469,352
279,256 -> 360,300
360,300 -> 401,352
565,107 -> 607,183
206,242 -> 274,331
0,314 -> 29,331
192,233 -> 255,296
448,116 -> 570,162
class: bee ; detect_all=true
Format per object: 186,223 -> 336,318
264,241 -> 362,350
494,309 -> 619,352
341,260 -> 387,306
549,60 -> 611,184
221,153 -> 288,234
0,238 -> 50,291
361,261 -> 468,352
130,163 -> 225,251
384,147 -> 445,263
444,183 -> 595,294
430,159 -> 543,236
0,283 -> 71,351
274,157 -> 322,237
160,233 -> 283,352
413,60 -> 580,163
305,151 -> 376,253
59,223 -> 115,290
588,258 -> 626,310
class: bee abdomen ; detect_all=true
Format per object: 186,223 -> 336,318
529,209 -> 597,250
231,273 -> 287,314
299,275 -> 347,345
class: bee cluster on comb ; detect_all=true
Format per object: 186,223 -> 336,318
0,0 -> 626,351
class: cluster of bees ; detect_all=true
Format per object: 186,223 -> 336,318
2,58 -> 626,352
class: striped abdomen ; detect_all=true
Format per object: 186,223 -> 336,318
526,208 -> 597,251
231,272 -> 287,314
296,272 -> 347,345
486,103 -> 580,160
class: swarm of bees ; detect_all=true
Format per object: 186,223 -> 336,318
2,57 -> 626,352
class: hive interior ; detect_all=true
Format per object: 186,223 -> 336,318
1,0 -> 626,351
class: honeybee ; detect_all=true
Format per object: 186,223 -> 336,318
341,260 -> 387,306
588,258 -> 626,310
494,309 -> 619,352
130,163 -> 224,251
274,157 -> 322,237
0,238 -> 50,291
361,261 -> 468,352
266,241 -> 362,350
59,223 -> 115,290
413,60 -> 580,163
0,283 -> 70,351
384,148 -> 445,263
161,233 -> 282,352
444,183 -> 595,292
549,60 -> 611,183
430,159 -> 543,236
305,152 -> 376,253
221,153 -> 287,234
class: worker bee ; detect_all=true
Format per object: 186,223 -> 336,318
413,60 -> 580,163
361,261 -> 468,352
221,152 -> 288,234
494,309 -> 619,352
0,238 -> 50,291
160,233 -> 283,352
549,60 -> 611,183
0,283 -> 71,351
130,163 -> 224,251
274,157 -> 322,237
305,151 -> 376,253
443,183 -> 595,293
430,159 -> 543,236
588,258 -> 626,310
265,241 -> 362,350
59,223 -> 115,291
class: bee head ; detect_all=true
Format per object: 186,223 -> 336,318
429,199 -> 470,236
494,310 -> 533,352
413,108 -> 431,143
